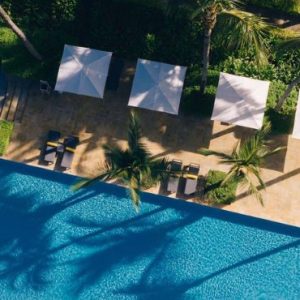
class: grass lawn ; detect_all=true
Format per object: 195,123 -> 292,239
0,26 -> 42,78
0,24 -> 65,84
0,120 -> 14,156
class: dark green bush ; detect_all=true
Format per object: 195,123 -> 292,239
266,81 -> 298,113
245,0 -> 300,14
2,0 -> 78,29
218,49 -> 300,85
205,170 -> 238,205
81,0 -> 202,63
181,67 -> 217,116
264,81 -> 298,133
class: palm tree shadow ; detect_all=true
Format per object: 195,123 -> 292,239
0,185 -> 55,290
117,239 -> 300,299
67,210 -> 200,297
0,181 -> 108,291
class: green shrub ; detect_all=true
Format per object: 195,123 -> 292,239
181,67 -> 218,116
264,81 -> 298,133
0,120 -> 14,156
205,170 -> 238,205
245,0 -> 300,14
219,50 -> 300,85
266,81 -> 298,113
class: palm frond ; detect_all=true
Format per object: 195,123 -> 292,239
260,146 -> 287,159
220,165 -> 239,186
128,176 -> 141,211
204,122 -> 285,204
231,140 -> 240,156
220,9 -> 271,65
256,122 -> 271,140
127,110 -> 149,159
148,156 -> 169,181
127,110 -> 142,151
198,148 -> 232,160
72,110 -> 169,211
103,144 -> 127,167
72,171 -> 112,191
242,172 -> 264,206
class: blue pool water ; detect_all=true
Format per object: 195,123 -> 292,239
0,159 -> 299,299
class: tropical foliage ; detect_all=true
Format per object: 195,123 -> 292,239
0,0 -> 299,134
275,36 -> 300,110
73,111 -> 168,210
245,0 -> 300,14
168,0 -> 271,93
199,124 -> 285,204
0,5 -> 42,60
205,170 -> 238,204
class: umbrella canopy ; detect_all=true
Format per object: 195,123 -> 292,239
128,59 -> 187,115
212,72 -> 270,129
55,45 -> 112,98
292,92 -> 300,139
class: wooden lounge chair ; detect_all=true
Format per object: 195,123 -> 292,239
43,130 -> 61,164
61,136 -> 79,169
167,159 -> 182,193
183,163 -> 200,195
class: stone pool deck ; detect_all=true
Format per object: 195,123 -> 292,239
4,61 -> 300,227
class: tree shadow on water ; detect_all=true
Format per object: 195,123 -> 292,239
116,239 -> 300,300
0,185 -> 55,290
0,184 -> 102,291
67,210 -> 201,297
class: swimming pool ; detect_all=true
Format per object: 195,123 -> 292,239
0,159 -> 299,299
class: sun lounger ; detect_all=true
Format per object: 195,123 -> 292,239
43,130 -> 61,164
61,136 -> 79,169
183,163 -> 200,195
167,159 -> 182,193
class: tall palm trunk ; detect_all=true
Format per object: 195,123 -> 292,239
200,6 -> 217,95
0,5 -> 42,61
276,75 -> 300,111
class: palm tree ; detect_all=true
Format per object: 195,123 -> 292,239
73,111 -> 168,211
198,124 -> 285,204
275,36 -> 300,111
168,0 -> 270,94
0,5 -> 42,61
